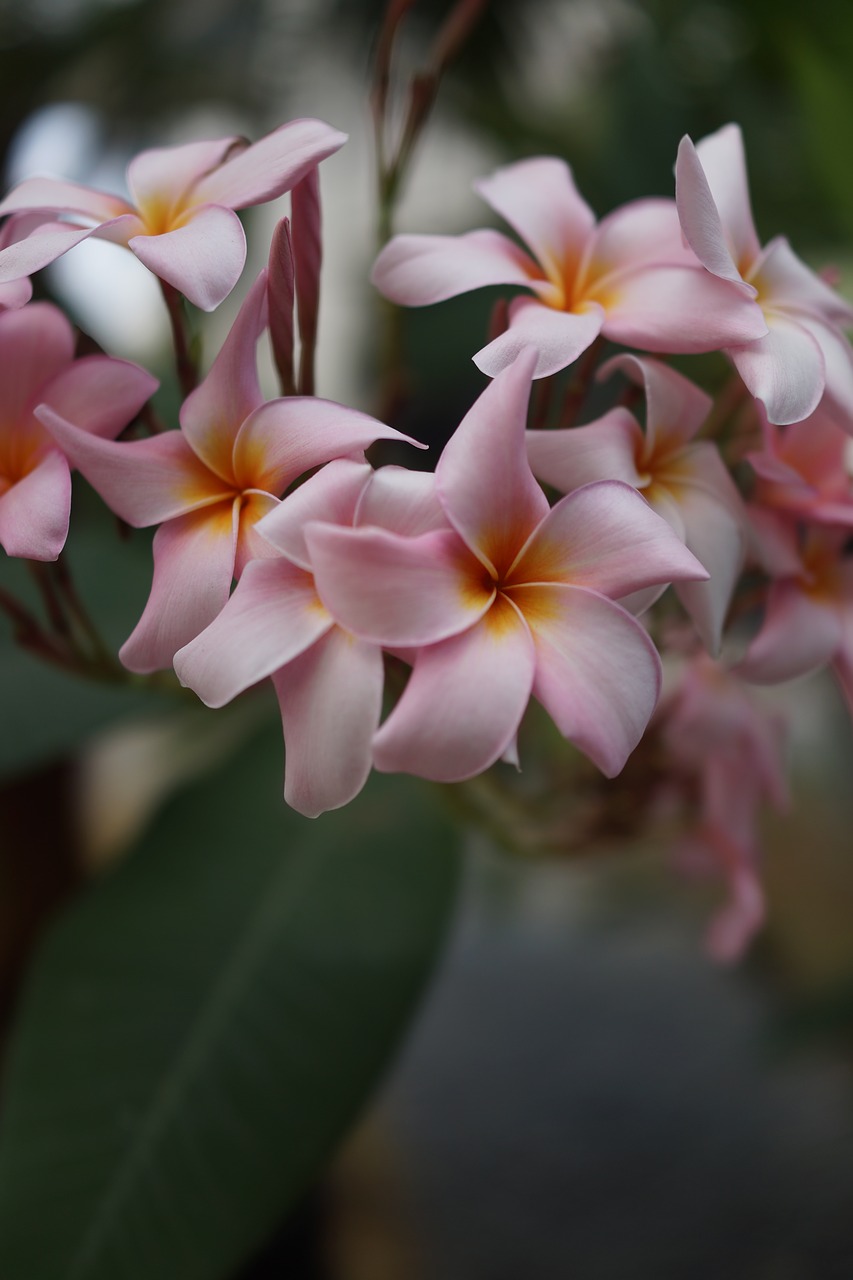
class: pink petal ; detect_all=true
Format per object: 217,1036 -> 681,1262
675,133 -> 751,285
796,317 -> 853,429
517,582 -> 662,776
120,502 -> 239,673
373,595 -> 536,782
526,408 -> 643,491
273,628 -> 384,817
692,125 -> 762,273
36,408 -> 232,526
355,465 -> 447,536
729,314 -> 824,425
586,198 -> 696,278
370,229 -> 539,306
474,295 -> 605,379
174,556 -> 330,705
0,278 -> 32,310
750,235 -> 853,325
657,440 -> 746,522
436,348 -> 547,572
0,449 -> 70,560
126,137 -> 242,214
512,480 -> 708,598
306,523 -> 493,646
0,303 -> 74,422
599,354 -> 712,452
39,355 -> 158,440
232,395 -> 422,495
602,264 -> 767,352
234,490 -> 281,575
0,176 -> 132,222
673,485 -> 744,654
190,118 -> 347,209
736,582 -> 842,684
474,156 -> 595,280
179,270 -> 268,479
746,507 -> 804,578
255,457 -> 373,567
0,224 -> 98,282
129,203 -> 247,311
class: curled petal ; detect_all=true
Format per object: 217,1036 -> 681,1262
729,315 -> 824,425
355,465 -> 447,536
129,203 -> 247,311
190,118 -> 347,209
693,125 -> 762,271
526,409 -> 644,492
256,457 -> 373,567
371,229 -> 539,306
675,134 -> 748,285
736,582 -> 842,684
599,354 -> 712,452
602,265 -> 766,353
0,449 -> 70,561
475,295 -> 604,380
474,157 -> 595,280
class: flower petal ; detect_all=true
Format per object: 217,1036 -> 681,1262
174,556 -> 331,705
373,595 -> 535,782
736,582 -> 842,684
673,485 -> 745,654
526,408 -> 643,491
126,137 -> 241,214
474,295 -> 604,379
602,264 -> 767,352
39,355 -> 158,440
0,176 -> 132,221
751,235 -> 853,325
475,157 -> 595,281
586,198 -> 696,279
190,118 -> 347,209
0,302 -> 74,422
370,229 -> 539,305
675,132 -> 752,284
729,314 -> 824,425
796,317 -> 853,429
599,354 -> 712,452
129,203 -> 247,311
255,457 -> 373,567
0,449 -> 70,560
355,465 -> 447,536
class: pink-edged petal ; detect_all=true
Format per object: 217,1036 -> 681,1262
120,502 -> 239,673
692,124 -> 762,272
370,229 -> 539,306
675,133 -> 750,285
0,223 -> 98,281
39,355 -> 158,440
736,582 -> 842,684
373,595 -> 535,782
0,303 -> 73,421
255,457 -> 372,567
436,348 -> 547,573
234,491 -> 281,575
601,264 -> 767,352
179,270 -> 268,479
795,317 -> 853,429
129,203 -> 247,311
0,449 -> 70,560
515,582 -> 662,776
190,118 -> 347,209
273,627 -> 383,817
526,408 -> 643,491
36,407 -> 232,526
0,176 -> 132,221
511,480 -> 708,598
599,354 -> 712,452
474,156 -> 595,281
746,448 -> 811,493
729,315 -> 824,425
474,295 -> 604,379
174,555 -> 330,705
232,395 -> 422,495
355,465 -> 447,536
585,198 -> 696,281
307,523 -> 493,646
750,235 -> 853,325
126,137 -> 241,214
0,277 -> 32,310
673,486 -> 745,654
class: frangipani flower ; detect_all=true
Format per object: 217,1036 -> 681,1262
0,302 -> 156,561
306,349 -> 708,783
526,355 -> 746,653
175,458 -> 446,817
37,271 -> 419,672
676,123 -> 853,426
0,119 -> 347,310
372,156 -> 767,379
746,404 -> 853,526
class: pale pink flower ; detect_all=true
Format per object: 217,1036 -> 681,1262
746,404 -> 853,526
372,156 -> 767,379
526,354 -> 746,653
306,350 -> 708,783
0,120 -> 346,310
0,302 -> 156,561
36,271 -> 419,672
676,123 -> 853,426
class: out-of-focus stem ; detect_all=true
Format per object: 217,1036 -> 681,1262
160,281 -> 199,398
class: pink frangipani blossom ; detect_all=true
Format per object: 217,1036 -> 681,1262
0,119 -> 347,310
746,404 -> 853,527
372,156 -> 767,379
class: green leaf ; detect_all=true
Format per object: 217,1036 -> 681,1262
0,722 -> 461,1279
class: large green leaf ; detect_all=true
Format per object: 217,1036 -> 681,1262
0,722 -> 460,1279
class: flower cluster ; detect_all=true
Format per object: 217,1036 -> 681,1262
0,115 -> 850,957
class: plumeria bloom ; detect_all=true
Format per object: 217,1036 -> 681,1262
175,458 -> 446,817
676,123 -> 853,426
305,349 -> 708,783
0,302 -> 156,561
0,119 -> 346,310
372,155 -> 767,379
660,654 -> 789,961
37,271 -> 419,672
746,404 -> 853,526
526,355 -> 746,653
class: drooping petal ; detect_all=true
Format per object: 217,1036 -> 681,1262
736,581 -> 842,684
0,449 -> 70,560
36,408 -> 233,525
126,137 -> 241,217
474,294 -> 604,379
601,264 -> 767,353
129,203 -> 247,311
0,176 -> 133,222
750,235 -> 853,326
174,556 -> 331,706
510,480 -> 707,598
355,465 -> 447,536
373,594 -> 536,782
306,523 -> 494,646
728,314 -> 824,425
179,269 -> 268,479
599,354 -> 712,453
189,118 -> 347,209
120,502 -> 239,673
0,303 -> 74,423
673,485 -> 744,654
514,582 -> 662,776
436,348 -> 547,572
474,156 -> 595,281
39,355 -> 158,439
232,395 -> 422,495
675,133 -> 750,285
273,627 -> 383,817
370,229 -> 539,305
526,408 -> 643,491
255,457 -> 373,567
